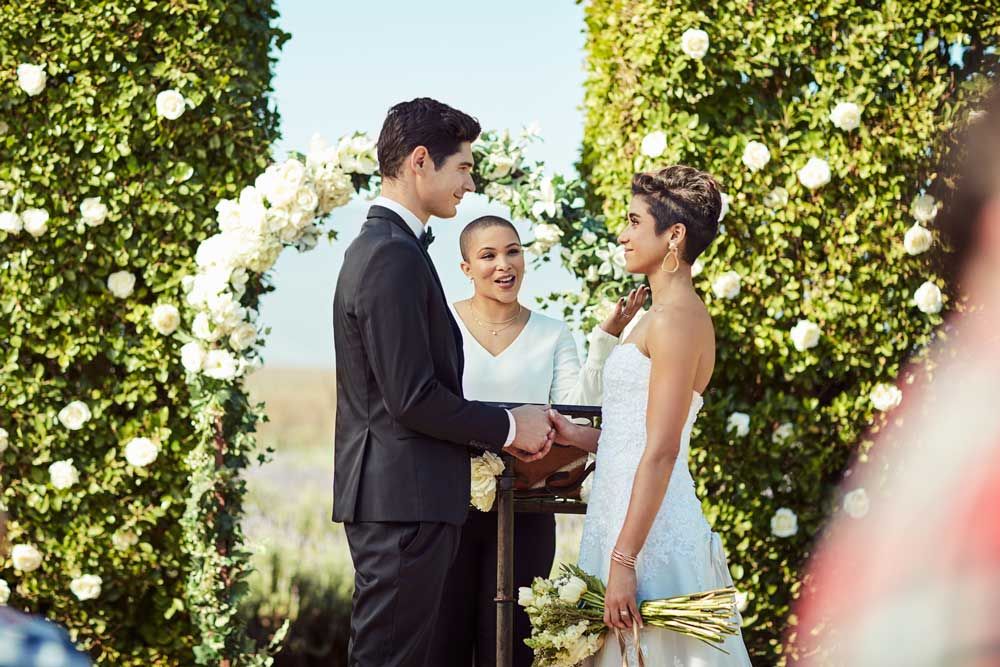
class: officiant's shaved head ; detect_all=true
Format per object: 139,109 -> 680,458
460,216 -> 520,260
377,98 -> 481,179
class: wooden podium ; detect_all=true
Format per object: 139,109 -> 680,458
485,403 -> 602,667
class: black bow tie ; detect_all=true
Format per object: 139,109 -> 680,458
419,227 -> 435,249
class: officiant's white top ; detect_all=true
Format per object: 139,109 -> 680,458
451,306 -> 617,406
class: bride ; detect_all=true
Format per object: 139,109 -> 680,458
549,166 -> 752,666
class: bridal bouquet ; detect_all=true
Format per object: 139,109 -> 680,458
519,564 -> 739,667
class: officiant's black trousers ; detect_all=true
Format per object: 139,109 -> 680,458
428,510 -> 556,667
344,521 -> 461,667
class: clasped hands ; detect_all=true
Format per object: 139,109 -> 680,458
502,405 -> 580,462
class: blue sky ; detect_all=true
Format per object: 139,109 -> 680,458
260,1 -> 589,367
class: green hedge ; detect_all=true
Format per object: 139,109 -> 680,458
577,1 -> 999,661
0,2 -> 286,663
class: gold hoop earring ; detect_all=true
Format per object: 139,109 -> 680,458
661,246 -> 680,274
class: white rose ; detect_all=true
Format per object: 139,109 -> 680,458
903,223 -> 933,256
21,208 -> 49,238
870,383 -> 903,412
533,223 -> 563,248
911,194 -> 938,224
48,459 -> 79,490
150,304 -> 180,335
763,187 -> 789,209
691,259 -> 704,277
843,488 -> 870,519
557,576 -> 588,605
518,586 -> 536,608
470,452 -> 505,512
112,529 -> 139,550
770,508 -> 798,538
718,192 -> 730,222
914,281 -> 943,314
797,157 -> 831,190
0,579 -> 9,605
680,28 -> 710,59
485,154 -> 516,180
712,271 -> 741,299
640,130 -> 667,158
0,426 -> 8,452
772,422 -> 794,444
155,89 -> 186,120
790,319 -> 821,352
69,574 -> 102,601
124,437 -> 158,467
0,211 -> 22,234
202,349 -> 238,381
180,342 -> 207,372
107,270 -> 136,299
192,312 -> 220,342
294,185 -> 319,215
829,102 -> 862,131
11,544 -> 42,572
726,412 -> 750,437
80,197 -> 108,227
742,141 -> 771,172
17,64 -> 47,96
229,322 -> 258,351
58,401 -> 91,431
581,230 -> 598,245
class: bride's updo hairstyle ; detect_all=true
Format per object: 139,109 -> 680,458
631,165 -> 722,263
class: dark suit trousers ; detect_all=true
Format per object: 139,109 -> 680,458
428,510 -> 556,667
345,521 -> 461,667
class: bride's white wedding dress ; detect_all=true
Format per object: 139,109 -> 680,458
578,344 -> 752,667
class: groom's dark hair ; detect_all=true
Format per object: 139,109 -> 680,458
632,165 -> 722,263
377,98 -> 482,179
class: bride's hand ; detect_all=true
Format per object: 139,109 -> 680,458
604,561 -> 642,630
599,286 -> 649,338
547,409 -> 579,447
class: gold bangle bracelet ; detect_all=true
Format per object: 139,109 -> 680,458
611,548 -> 637,569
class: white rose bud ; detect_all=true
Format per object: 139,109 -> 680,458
680,28 -> 710,59
11,544 -> 42,572
829,102 -> 862,131
0,579 -> 9,605
150,304 -> 180,335
107,270 -> 136,299
0,426 -> 8,452
797,157 -> 831,190
843,488 -> 870,519
640,130 -> 667,158
790,319 -> 821,352
17,64 -> 47,96
726,412 -> 750,437
763,187 -> 789,209
229,322 -> 258,351
58,401 -> 92,431
80,197 -> 108,227
517,586 -> 536,608
911,194 -> 938,224
155,89 -> 187,120
903,223 -> 933,256
718,193 -> 730,222
48,459 -> 79,490
558,576 -> 588,604
124,437 -> 159,468
742,141 -> 771,172
770,508 -> 798,538
21,208 -> 49,238
202,349 -> 239,381
69,574 -> 102,601
914,281 -> 943,314
533,223 -> 563,247
112,529 -> 139,550
712,271 -> 741,299
772,422 -> 794,444
180,341 -> 207,372
0,211 -> 22,234
870,383 -> 903,412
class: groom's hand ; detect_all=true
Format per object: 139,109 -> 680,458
507,405 -> 555,461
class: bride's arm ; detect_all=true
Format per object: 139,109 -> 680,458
547,409 -> 601,453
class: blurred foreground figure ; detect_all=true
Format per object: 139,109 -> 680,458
794,86 -> 1000,666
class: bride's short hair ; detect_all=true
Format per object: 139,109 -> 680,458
460,216 -> 521,260
631,165 -> 722,263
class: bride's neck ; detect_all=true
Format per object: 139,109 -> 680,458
647,262 -> 694,304
469,293 -> 522,321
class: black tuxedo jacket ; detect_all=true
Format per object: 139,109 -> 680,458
332,205 -> 511,524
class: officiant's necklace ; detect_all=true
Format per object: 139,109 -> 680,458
469,302 -> 522,336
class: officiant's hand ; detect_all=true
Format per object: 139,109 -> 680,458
599,286 -> 649,338
507,405 -> 555,462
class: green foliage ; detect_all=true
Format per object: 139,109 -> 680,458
0,1 -> 286,663
576,1 -> 999,661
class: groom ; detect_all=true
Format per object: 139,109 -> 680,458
332,97 -> 555,667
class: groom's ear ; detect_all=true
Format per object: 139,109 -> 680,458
409,146 -> 432,175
